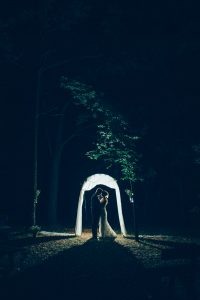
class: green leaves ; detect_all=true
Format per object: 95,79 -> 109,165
61,77 -> 100,110
86,109 -> 140,184
61,77 -> 141,187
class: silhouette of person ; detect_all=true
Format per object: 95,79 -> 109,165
99,190 -> 117,239
91,187 -> 103,239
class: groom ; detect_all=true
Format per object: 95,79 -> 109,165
91,187 -> 102,239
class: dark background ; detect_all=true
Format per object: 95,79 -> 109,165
0,0 -> 200,232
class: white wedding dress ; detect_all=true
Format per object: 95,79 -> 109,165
99,198 -> 117,239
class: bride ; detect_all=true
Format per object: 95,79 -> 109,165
98,190 -> 117,239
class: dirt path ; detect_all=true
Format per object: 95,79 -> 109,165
1,232 -> 200,300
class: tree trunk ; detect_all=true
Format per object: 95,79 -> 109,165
48,149 -> 62,225
132,200 -> 139,241
178,176 -> 185,224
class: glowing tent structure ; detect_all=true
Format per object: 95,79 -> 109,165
75,174 -> 127,236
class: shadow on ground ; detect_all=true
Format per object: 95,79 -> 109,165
139,237 -> 200,249
1,237 -> 199,300
8,235 -> 76,247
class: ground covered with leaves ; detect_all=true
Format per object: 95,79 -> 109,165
0,228 -> 200,300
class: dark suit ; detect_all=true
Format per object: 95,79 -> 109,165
91,192 -> 101,238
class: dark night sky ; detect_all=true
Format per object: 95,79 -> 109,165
0,0 -> 200,229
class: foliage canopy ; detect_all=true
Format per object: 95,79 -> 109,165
61,77 -> 141,187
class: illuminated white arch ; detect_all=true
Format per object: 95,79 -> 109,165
75,174 -> 127,236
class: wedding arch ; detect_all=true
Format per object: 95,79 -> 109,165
75,173 -> 127,236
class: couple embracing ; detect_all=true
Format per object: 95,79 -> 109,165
91,187 -> 117,240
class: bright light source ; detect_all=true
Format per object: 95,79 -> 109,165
75,174 -> 127,237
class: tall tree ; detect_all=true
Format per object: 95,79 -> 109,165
47,78 -> 104,224
0,1 -> 102,225
85,101 -> 141,239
